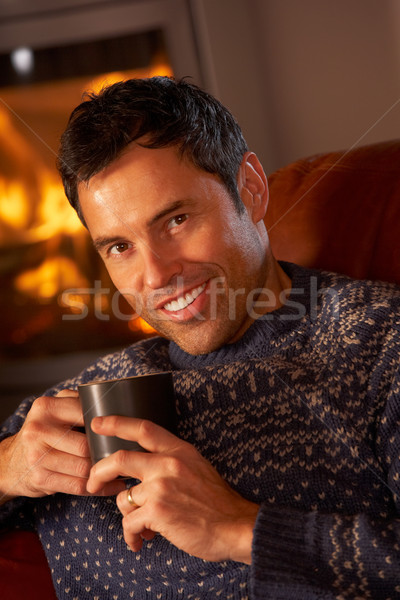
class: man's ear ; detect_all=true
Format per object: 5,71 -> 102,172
237,152 -> 269,223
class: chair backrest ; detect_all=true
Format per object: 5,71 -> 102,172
265,140 -> 400,284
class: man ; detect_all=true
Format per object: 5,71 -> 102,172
0,77 -> 399,599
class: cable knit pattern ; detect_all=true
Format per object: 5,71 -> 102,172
1,262 -> 400,599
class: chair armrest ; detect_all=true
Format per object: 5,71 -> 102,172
0,530 -> 57,599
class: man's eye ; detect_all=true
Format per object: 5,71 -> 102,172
109,242 -> 131,255
167,214 -> 188,230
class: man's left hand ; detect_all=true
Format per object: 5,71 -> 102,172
86,416 -> 259,564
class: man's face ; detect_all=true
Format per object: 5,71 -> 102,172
78,143 -> 270,354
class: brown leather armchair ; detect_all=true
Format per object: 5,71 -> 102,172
1,139 -> 399,598
266,139 -> 400,285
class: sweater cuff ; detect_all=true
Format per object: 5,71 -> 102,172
250,504 -> 329,598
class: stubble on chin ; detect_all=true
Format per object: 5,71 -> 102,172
153,308 -> 248,355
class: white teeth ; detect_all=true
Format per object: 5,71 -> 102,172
164,283 -> 206,312
177,296 -> 186,310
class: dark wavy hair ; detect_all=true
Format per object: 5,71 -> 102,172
57,77 -> 248,224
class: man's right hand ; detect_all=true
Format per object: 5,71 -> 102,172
0,389 -> 125,503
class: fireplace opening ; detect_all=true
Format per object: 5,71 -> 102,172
0,29 -> 172,363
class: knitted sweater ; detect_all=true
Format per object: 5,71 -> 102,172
1,262 -> 400,599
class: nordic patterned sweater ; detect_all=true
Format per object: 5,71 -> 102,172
1,262 -> 400,600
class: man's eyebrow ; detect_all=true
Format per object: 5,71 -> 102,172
92,236 -> 122,253
147,200 -> 189,228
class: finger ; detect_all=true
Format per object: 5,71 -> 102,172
55,389 -> 78,398
86,450 -> 152,492
46,472 -> 124,497
59,473 -> 125,497
30,449 -> 92,480
25,462 -> 127,497
31,395 -> 85,427
121,509 -> 158,552
27,469 -> 93,497
91,415 -> 180,453
121,511 -> 148,552
44,428 -> 90,458
95,479 -> 127,497
124,530 -> 144,552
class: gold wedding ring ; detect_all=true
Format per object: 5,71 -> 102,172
127,487 -> 138,508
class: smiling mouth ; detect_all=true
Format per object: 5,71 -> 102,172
163,282 -> 207,312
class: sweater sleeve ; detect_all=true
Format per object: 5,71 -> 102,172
0,396 -> 38,531
251,504 -> 400,599
250,366 -> 400,599
0,364 -> 92,529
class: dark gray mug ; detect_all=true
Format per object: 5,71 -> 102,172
78,372 -> 176,464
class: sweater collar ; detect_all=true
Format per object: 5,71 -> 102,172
168,262 -> 320,370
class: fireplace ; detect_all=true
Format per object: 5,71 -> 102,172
0,0 -> 202,417
0,29 -> 174,359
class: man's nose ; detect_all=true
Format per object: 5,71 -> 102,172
141,243 -> 182,289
